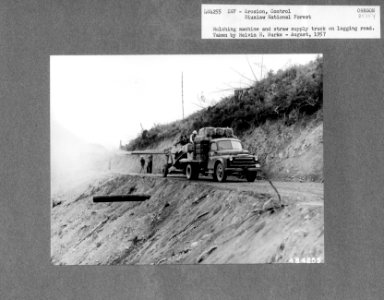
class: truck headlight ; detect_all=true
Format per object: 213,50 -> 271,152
229,156 -> 233,161
255,163 -> 261,168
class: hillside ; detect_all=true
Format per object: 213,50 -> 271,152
51,174 -> 324,264
123,57 -> 323,181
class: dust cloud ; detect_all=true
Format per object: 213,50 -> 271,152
51,121 -> 111,193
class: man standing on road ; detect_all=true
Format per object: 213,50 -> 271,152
147,155 -> 153,174
140,156 -> 145,173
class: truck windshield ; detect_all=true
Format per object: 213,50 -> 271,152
217,140 -> 242,151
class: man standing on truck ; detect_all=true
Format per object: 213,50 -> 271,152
190,130 -> 197,144
174,134 -> 189,160
174,134 -> 189,147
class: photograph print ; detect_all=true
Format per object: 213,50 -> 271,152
51,54 -> 323,264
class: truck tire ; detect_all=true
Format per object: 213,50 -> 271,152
186,163 -> 198,180
245,171 -> 257,182
215,162 -> 227,182
212,171 -> 218,182
162,164 -> 168,177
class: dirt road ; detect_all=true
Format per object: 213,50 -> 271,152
123,172 -> 323,205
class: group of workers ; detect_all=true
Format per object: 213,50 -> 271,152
139,155 -> 152,173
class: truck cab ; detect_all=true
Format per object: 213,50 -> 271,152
206,138 -> 261,182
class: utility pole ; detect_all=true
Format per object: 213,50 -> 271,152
181,72 -> 184,119
260,55 -> 264,79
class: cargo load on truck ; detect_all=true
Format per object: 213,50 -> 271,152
195,127 -> 235,143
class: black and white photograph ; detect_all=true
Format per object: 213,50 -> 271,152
3,0 -> 384,298
51,54 -> 323,264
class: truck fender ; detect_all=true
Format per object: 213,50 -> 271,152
213,158 -> 226,169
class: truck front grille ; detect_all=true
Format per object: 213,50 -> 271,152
229,157 -> 255,168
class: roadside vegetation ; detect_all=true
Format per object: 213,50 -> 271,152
127,56 -> 323,150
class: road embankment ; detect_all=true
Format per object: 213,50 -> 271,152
51,174 -> 323,264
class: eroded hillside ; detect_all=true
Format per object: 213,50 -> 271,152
51,174 -> 324,265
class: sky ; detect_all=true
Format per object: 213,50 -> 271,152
51,54 -> 320,149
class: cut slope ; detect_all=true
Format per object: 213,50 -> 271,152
51,174 -> 324,264
243,116 -> 323,181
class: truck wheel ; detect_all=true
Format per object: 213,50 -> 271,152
245,172 -> 257,182
162,165 -> 168,177
215,162 -> 227,182
186,163 -> 197,180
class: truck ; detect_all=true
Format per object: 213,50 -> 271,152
162,127 -> 261,182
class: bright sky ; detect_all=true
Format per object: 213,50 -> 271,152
51,54 -> 319,149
